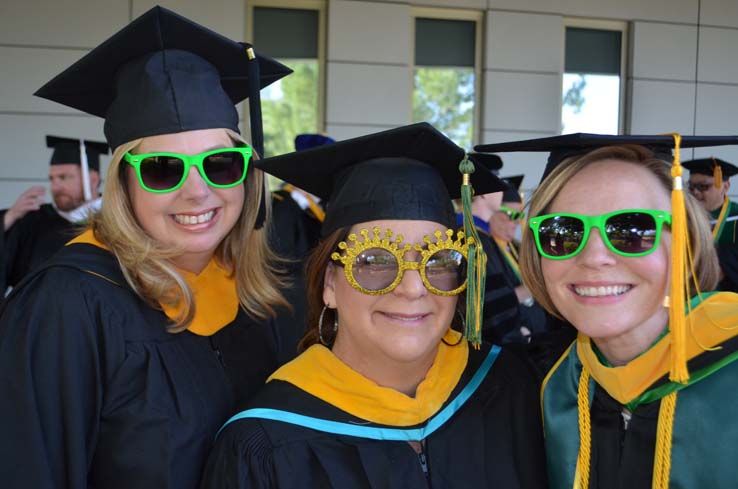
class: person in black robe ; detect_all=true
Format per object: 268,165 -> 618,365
476,133 -> 738,488
0,136 -> 108,294
200,123 -> 547,489
0,7 -> 296,489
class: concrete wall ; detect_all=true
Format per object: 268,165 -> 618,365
2,0 -> 738,207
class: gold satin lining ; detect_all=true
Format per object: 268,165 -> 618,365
577,292 -> 738,404
268,329 -> 468,426
68,230 -> 238,336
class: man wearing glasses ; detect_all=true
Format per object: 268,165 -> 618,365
1,136 -> 108,294
684,157 -> 738,291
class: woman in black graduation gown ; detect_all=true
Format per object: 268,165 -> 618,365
0,7 -> 296,489
497,135 -> 738,488
200,123 -> 548,489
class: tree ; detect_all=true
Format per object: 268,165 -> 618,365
260,60 -> 319,158
413,68 -> 475,149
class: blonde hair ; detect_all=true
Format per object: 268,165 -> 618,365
90,129 -> 288,332
519,145 -> 720,319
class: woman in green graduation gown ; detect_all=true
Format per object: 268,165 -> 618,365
200,123 -> 548,489
0,7 -> 297,489
514,137 -> 738,488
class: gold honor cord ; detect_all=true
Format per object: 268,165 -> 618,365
494,238 -> 522,281
711,196 -> 730,243
283,183 -> 326,222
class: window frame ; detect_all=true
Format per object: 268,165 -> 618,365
246,0 -> 327,134
410,7 -> 484,147
561,18 -> 629,134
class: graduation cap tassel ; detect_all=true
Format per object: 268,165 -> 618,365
459,155 -> 486,348
245,45 -> 267,230
79,139 -> 92,202
668,133 -> 689,383
713,159 -> 723,189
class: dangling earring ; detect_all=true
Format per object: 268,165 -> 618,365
318,305 -> 338,346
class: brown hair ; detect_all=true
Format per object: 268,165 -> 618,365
299,228 -> 348,351
90,129 -> 288,332
519,144 -> 720,319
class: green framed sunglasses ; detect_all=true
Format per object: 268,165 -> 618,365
499,204 -> 525,221
123,146 -> 252,193
528,208 -> 672,260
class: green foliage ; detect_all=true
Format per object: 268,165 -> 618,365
260,59 -> 319,158
563,74 -> 587,114
413,67 -> 475,150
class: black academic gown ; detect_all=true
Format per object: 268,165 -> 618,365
201,345 -> 547,489
0,242 -> 293,489
0,204 -> 81,292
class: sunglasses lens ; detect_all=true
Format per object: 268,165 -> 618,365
139,156 -> 185,191
605,212 -> 658,254
203,151 -> 247,186
352,248 -> 399,291
425,249 -> 466,292
537,216 -> 585,257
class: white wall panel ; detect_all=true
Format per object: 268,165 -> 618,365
486,0 -> 697,24
631,22 -> 697,81
132,0 -> 245,41
0,1 -> 128,47
698,27 -> 738,84
0,47 -> 89,113
483,72 -> 561,133
629,80 -> 695,135
700,0 -> 738,29
326,62 -> 411,126
486,11 -> 563,73
328,0 -> 411,64
325,124 -> 400,141
695,83 -> 738,135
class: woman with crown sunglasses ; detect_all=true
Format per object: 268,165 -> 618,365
200,123 -> 547,489
0,7 -> 300,489
516,142 -> 738,489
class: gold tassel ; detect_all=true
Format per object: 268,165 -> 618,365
459,155 -> 486,348
651,392 -> 678,488
668,134 -> 689,383
713,159 -> 723,189
574,368 -> 592,489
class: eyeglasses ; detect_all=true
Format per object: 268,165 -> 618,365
499,205 -> 525,221
331,227 -> 471,296
123,146 -> 252,193
528,209 -> 671,260
687,181 -> 713,193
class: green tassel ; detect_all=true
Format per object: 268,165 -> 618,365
459,154 -> 486,348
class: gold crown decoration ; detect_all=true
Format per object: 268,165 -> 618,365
331,227 -> 412,266
416,229 -> 473,258
331,227 -> 472,296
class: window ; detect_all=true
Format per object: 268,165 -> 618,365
412,10 -> 482,150
248,2 -> 325,158
562,21 -> 627,134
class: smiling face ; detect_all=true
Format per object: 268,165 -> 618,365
540,160 -> 671,350
324,219 -> 458,377
126,128 -> 245,273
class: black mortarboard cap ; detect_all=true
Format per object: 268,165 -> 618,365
501,175 -> 524,203
683,158 -> 738,178
295,134 -> 336,152
46,135 -> 109,171
475,133 -> 738,182
256,123 -> 506,236
34,6 -> 292,150
468,152 -> 503,174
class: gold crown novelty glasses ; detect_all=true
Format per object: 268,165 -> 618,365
331,227 -> 472,296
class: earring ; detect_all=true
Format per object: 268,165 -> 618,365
318,305 -> 338,346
